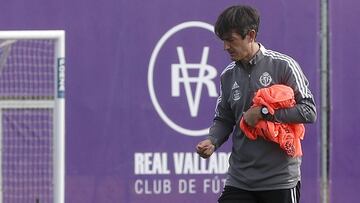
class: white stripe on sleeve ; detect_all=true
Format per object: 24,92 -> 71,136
263,50 -> 311,99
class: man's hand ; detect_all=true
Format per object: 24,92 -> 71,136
196,139 -> 215,159
243,106 -> 262,127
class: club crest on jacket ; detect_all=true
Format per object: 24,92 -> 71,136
259,72 -> 272,87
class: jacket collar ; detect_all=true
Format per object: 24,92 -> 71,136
236,43 -> 265,67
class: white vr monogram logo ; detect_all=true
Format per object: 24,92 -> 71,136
171,46 -> 218,117
148,21 -> 217,136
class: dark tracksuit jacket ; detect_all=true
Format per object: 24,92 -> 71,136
208,44 -> 317,191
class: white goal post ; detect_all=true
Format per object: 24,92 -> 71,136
0,31 -> 65,203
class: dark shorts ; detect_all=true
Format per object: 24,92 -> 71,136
218,182 -> 301,203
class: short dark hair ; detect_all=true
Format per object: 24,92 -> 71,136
215,5 -> 260,39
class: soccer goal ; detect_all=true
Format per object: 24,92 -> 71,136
0,31 -> 65,203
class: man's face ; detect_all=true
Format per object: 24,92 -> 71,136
222,31 -> 252,61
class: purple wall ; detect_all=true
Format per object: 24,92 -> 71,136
0,0 -> 322,202
330,0 -> 360,202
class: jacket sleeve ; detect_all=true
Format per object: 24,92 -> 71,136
207,78 -> 235,150
272,60 -> 317,124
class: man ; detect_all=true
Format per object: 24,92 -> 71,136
196,5 -> 316,203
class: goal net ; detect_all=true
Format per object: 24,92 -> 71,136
0,31 -> 65,203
